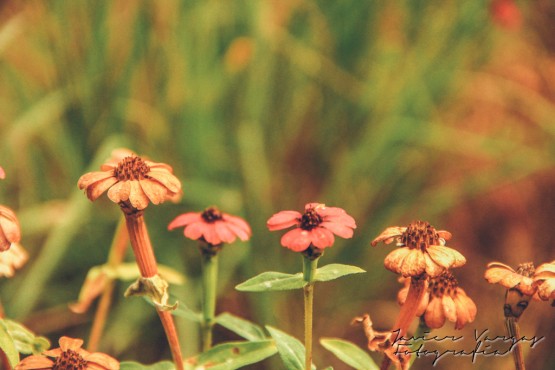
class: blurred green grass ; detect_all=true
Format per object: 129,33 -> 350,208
0,0 -> 554,369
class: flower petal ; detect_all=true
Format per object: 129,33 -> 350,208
384,248 -> 412,275
84,352 -> 120,370
398,249 -> 426,277
59,336 -> 84,351
78,171 -> 115,190
424,297 -> 446,329
371,226 -> 406,246
320,221 -> 354,239
86,176 -> 118,201
537,279 -> 555,300
107,181 -> 131,204
224,214 -> 252,236
128,181 -> 150,210
183,222 -> 205,241
427,245 -> 466,269
214,221 -> 236,244
423,253 -> 445,277
309,227 -> 335,249
14,355 -> 54,369
168,213 -> 203,230
442,295 -> 457,323
140,179 -> 167,205
225,222 -> 251,241
281,228 -> 311,252
454,290 -> 477,329
202,224 -> 220,245
267,211 -> 301,231
147,170 -> 181,193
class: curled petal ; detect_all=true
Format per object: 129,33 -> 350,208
168,213 -> 203,230
128,181 -> 150,210
485,264 -> 529,288
58,336 -> 84,352
427,245 -> 466,269
537,279 -> 555,300
454,290 -> 477,329
534,262 -> 555,280
107,181 -> 131,203
384,248 -> 420,276
423,253 -> 445,277
267,211 -> 301,231
437,230 -> 452,240
425,297 -> 446,329
86,176 -> 118,201
371,226 -> 406,246
84,352 -> 120,370
140,179 -> 167,205
78,171 -> 114,190
147,170 -> 181,193
281,228 -> 311,252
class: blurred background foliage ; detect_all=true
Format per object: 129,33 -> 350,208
0,0 -> 554,369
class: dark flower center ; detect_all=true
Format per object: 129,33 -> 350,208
201,207 -> 223,223
300,209 -> 323,230
114,156 -> 150,181
401,220 -> 440,251
53,349 -> 87,370
429,271 -> 458,298
516,262 -> 535,277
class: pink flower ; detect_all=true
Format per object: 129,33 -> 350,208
0,166 -> 5,179
0,205 -> 21,252
266,203 -> 356,252
168,206 -> 251,245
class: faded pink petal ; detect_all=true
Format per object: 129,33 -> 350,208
309,227 -> 335,249
281,228 -> 311,252
224,214 -> 252,235
267,211 -> 301,231
202,223 -> 219,245
225,222 -> 251,241
320,221 -> 354,239
214,221 -> 235,244
184,222 -> 205,240
168,213 -> 203,230
0,166 -> 5,179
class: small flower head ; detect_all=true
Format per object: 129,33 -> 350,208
78,149 -> 181,211
0,243 -> 28,278
372,221 -> 465,277
533,260 -> 555,301
399,272 -> 477,329
15,336 -> 119,370
266,203 -> 356,252
0,205 -> 21,252
169,206 -> 251,247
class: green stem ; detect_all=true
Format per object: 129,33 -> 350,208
201,253 -> 219,352
302,256 -> 319,370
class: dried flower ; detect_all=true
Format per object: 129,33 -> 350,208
371,221 -> 465,277
534,260 -> 555,301
168,206 -> 251,246
398,272 -> 477,329
484,261 -> 537,296
0,205 -> 21,252
78,152 -> 181,211
266,203 -> 356,252
0,243 -> 28,278
15,336 -> 119,370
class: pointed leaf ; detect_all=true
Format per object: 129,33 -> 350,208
236,272 -> 306,292
2,319 -> 50,355
120,361 -> 175,370
320,338 -> 378,370
313,264 -> 366,283
215,312 -> 266,341
0,321 -> 19,367
191,340 -> 277,369
266,326 -> 315,370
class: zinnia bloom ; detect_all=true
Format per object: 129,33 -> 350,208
371,221 -> 465,277
533,260 -> 555,301
168,206 -> 251,246
0,205 -> 21,252
398,271 -> 477,329
0,243 -> 28,278
266,203 -> 356,252
78,151 -> 181,211
15,336 -> 119,370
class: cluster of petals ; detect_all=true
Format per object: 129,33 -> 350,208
15,336 -> 119,370
78,149 -> 181,211
0,204 -> 21,252
533,260 -> 555,301
0,243 -> 28,278
266,202 -> 356,252
398,273 -> 477,330
484,261 -> 538,297
168,206 -> 251,245
371,221 -> 465,277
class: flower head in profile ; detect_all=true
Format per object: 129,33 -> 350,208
0,205 -> 21,252
15,336 -> 119,370
266,203 -> 356,252
78,149 -> 181,211
372,221 -> 465,277
0,243 -> 28,278
168,206 -> 251,246
398,271 -> 477,329
534,260 -> 555,301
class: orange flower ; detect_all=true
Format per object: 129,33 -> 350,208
371,221 -> 465,277
398,272 -> 477,329
534,260 -> 555,301
15,336 -> 119,370
0,243 -> 28,278
78,151 -> 181,211
484,261 -> 537,296
0,205 -> 21,252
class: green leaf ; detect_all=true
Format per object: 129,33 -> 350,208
313,264 -> 366,282
191,340 -> 277,370
320,338 -> 378,370
266,326 -> 314,370
120,361 -> 175,370
170,300 -> 202,323
2,319 -> 50,355
235,272 -> 306,292
215,312 -> 266,341
0,321 -> 19,368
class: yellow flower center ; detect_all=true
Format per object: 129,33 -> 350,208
53,349 -> 87,370
300,209 -> 323,230
429,271 -> 458,298
201,207 -> 223,223
401,220 -> 440,251
114,156 -> 150,181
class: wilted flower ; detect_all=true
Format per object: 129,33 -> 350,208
78,151 -> 181,211
534,260 -> 555,301
398,272 -> 477,329
484,261 -> 537,296
168,206 -> 251,246
0,205 -> 21,252
15,336 -> 119,370
372,221 -> 465,277
0,243 -> 28,278
266,203 -> 356,252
